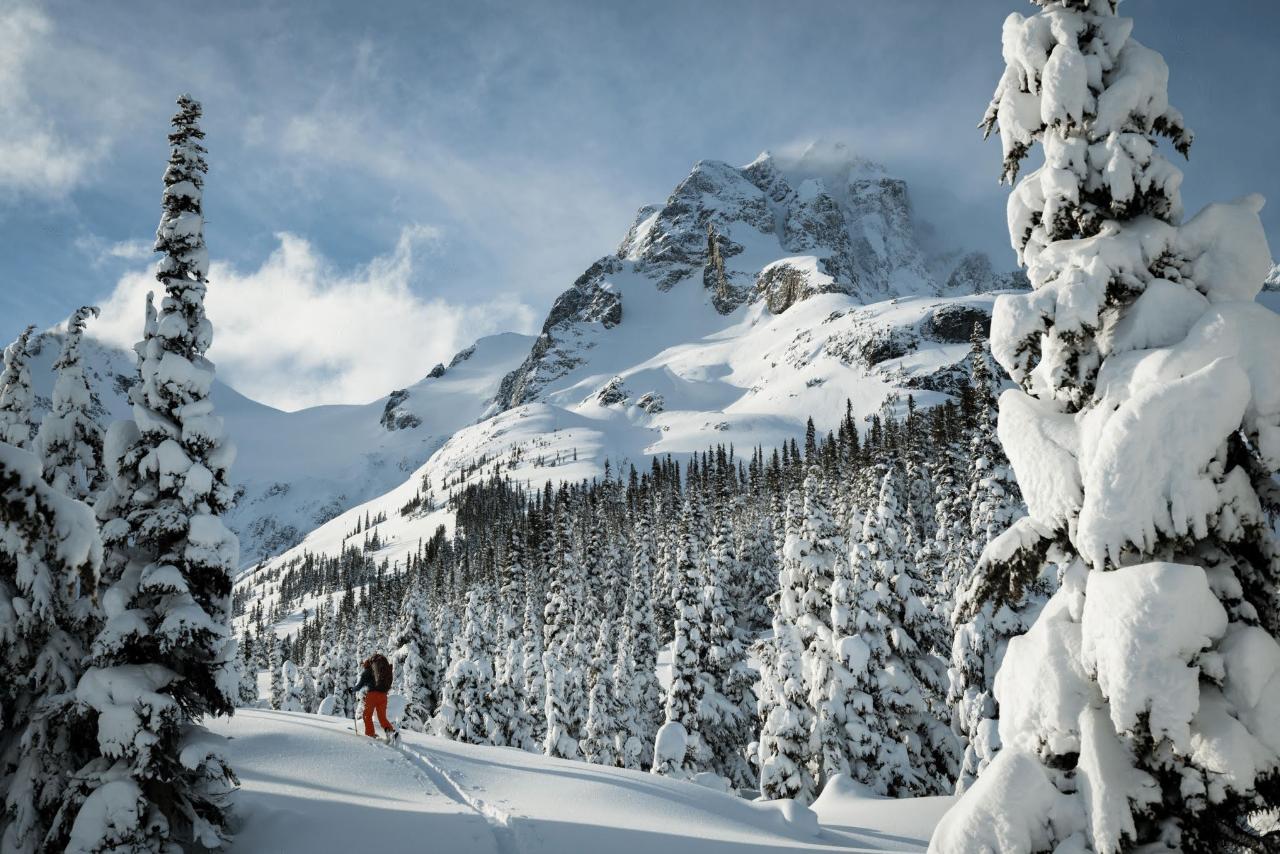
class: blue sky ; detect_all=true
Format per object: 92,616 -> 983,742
2,0 -> 1276,409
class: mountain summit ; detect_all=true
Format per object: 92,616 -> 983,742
245,149 -> 1024,576
497,148 -> 1020,411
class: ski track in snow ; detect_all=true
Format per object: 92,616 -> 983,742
395,740 -> 524,854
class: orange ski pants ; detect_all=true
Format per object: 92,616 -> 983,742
363,690 -> 395,737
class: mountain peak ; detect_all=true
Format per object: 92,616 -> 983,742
750,141 -> 886,186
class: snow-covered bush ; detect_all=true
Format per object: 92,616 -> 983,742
934,2 -> 1280,851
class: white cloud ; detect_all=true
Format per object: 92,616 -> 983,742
94,225 -> 537,411
0,3 -> 104,197
104,239 -> 154,261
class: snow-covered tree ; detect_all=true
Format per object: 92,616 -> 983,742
393,585 -> 438,732
789,468 -> 841,788
64,95 -> 239,852
579,618 -> 618,766
655,500 -> 707,779
700,508 -> 756,788
437,589 -> 493,744
542,507 -> 582,759
964,328 -> 1020,557
756,608 -> 816,802
37,306 -> 104,501
935,4 -> 1280,850
947,330 -> 1048,795
237,636 -> 259,707
854,466 -> 954,796
519,571 -> 546,751
0,326 -> 36,450
314,618 -> 349,717
280,660 -> 305,712
269,636 -> 285,710
0,442 -> 102,853
738,510 -> 777,635
490,532 -> 534,749
825,527 -> 874,786
299,664 -> 317,713
614,516 -> 661,770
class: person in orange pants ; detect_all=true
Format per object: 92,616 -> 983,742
354,653 -> 398,743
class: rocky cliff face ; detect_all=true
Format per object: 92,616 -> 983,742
495,143 -> 1019,410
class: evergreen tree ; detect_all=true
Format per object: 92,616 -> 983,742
65,95 -> 239,851
269,635 -> 284,710
655,500 -> 707,778
37,306 -> 104,501
519,570 -> 546,751
579,618 -> 618,766
436,589 -> 493,744
0,326 -> 37,450
0,443 -> 102,853
280,660 -> 304,712
826,532 -> 874,786
789,468 -> 841,787
314,618 -> 347,717
854,466 -> 953,796
948,330 -> 1047,794
614,516 -> 661,770
542,506 -> 582,759
756,608 -> 816,802
937,3 -> 1280,849
298,664 -> 317,713
490,536 -> 532,748
699,507 -> 756,788
738,510 -> 777,635
236,636 -> 259,707
393,585 -> 438,732
964,327 -> 1020,557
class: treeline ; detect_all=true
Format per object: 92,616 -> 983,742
236,329 -> 1037,800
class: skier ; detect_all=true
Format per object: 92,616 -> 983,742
354,652 -> 399,744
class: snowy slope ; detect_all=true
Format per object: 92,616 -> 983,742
212,709 -> 950,853
244,145 -> 1021,582
21,328 -> 534,564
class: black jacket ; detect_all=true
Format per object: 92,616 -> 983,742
354,665 -> 375,693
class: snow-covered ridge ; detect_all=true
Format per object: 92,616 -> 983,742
249,289 -> 1011,581
22,328 -> 534,565
496,143 -> 1023,413
238,145 -> 1028,585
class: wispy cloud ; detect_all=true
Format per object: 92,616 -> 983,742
0,4 -> 102,197
93,225 -> 537,411
103,239 -> 154,261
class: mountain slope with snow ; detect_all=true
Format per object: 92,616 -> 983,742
213,708 -> 950,853
242,145 -> 1022,581
22,328 -> 534,564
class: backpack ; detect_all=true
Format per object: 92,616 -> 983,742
370,654 -> 393,692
